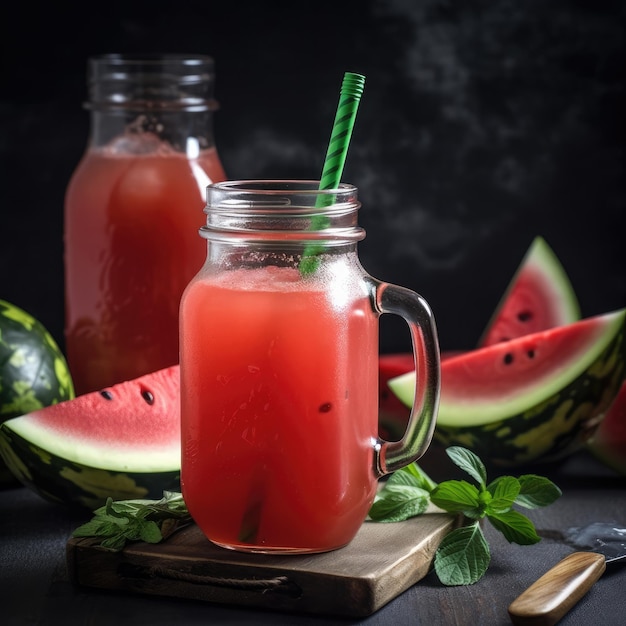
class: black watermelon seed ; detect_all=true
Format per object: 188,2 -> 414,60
319,402 -> 332,413
517,310 -> 533,322
527,349 -> 535,359
503,353 -> 514,365
100,390 -> 114,400
141,389 -> 155,405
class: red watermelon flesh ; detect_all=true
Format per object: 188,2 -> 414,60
479,236 -> 580,347
588,381 -> 626,475
2,365 -> 180,472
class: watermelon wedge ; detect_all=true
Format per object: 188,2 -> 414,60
0,365 -> 180,509
390,309 -> 626,467
478,236 -> 580,347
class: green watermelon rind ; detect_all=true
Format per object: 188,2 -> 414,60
0,299 -> 76,484
478,236 -> 581,346
390,309 -> 625,426
0,424 -> 180,510
0,299 -> 75,420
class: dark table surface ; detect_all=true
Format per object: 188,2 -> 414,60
1,448 -> 625,626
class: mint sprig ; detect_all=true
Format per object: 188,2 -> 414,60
368,460 -> 436,522
72,491 -> 192,551
369,446 -> 561,586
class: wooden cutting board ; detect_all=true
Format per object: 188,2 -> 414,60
66,512 -> 458,618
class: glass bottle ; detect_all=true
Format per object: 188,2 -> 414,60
179,180 -> 440,553
64,54 -> 226,394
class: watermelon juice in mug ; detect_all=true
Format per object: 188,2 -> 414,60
180,181 -> 441,554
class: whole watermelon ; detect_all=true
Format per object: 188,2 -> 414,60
0,299 -> 74,482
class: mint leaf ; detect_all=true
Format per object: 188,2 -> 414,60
430,480 -> 482,517
95,492 -> 189,520
139,520 -> 163,543
368,485 -> 430,522
488,509 -> 541,545
370,462 -> 437,522
434,523 -> 490,586
485,476 -> 520,514
98,519 -> 129,536
384,467 -> 423,490
108,500 -> 150,516
101,534 -> 128,551
392,462 -> 438,492
104,497 -> 129,518
72,519 -> 108,538
515,475 -> 562,509
446,446 -> 487,488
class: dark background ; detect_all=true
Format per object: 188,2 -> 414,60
1,0 -> 624,355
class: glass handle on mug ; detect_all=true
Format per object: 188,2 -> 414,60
370,280 -> 441,477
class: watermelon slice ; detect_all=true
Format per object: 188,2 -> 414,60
390,309 -> 626,467
478,236 -> 581,347
588,381 -> 626,476
0,365 -> 180,509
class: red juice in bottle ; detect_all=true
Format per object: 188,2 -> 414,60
65,144 -> 225,393
64,55 -> 226,393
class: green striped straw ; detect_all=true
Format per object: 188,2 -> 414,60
299,71 -> 366,275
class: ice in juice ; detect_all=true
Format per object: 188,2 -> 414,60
64,138 -> 225,394
180,265 -> 379,552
